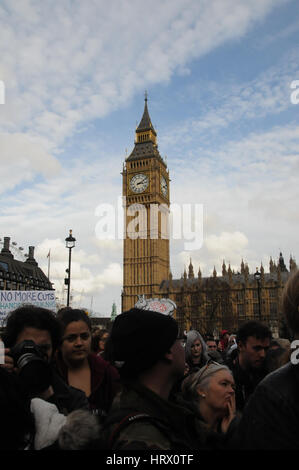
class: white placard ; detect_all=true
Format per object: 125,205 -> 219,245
0,290 -> 56,325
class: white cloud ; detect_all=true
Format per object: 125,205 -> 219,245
35,237 -> 122,311
0,133 -> 61,193
167,120 -> 299,281
205,231 -> 249,257
0,0 -> 284,144
97,263 -> 123,287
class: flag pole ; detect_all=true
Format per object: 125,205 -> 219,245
47,250 -> 51,281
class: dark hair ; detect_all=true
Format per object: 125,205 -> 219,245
205,335 -> 215,342
91,328 -> 109,353
2,305 -> 61,353
57,307 -> 92,334
236,320 -> 272,345
282,269 -> 299,335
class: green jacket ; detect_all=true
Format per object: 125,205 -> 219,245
102,380 -> 210,451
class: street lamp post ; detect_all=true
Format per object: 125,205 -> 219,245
65,229 -> 76,307
254,268 -> 261,321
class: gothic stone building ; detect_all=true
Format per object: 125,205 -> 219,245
0,236 -> 52,291
122,98 -> 295,338
159,255 -> 296,338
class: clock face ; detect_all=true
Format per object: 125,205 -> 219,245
161,175 -> 168,196
130,173 -> 149,193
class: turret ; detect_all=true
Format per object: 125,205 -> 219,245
188,259 -> 194,279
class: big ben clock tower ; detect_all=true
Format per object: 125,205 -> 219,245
122,94 -> 170,311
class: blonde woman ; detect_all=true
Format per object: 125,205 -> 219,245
181,362 -> 237,435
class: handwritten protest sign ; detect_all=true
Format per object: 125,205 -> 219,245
0,290 -> 56,326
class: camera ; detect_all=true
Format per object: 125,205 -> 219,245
10,340 -> 52,395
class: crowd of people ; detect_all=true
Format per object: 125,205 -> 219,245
0,268 -> 298,451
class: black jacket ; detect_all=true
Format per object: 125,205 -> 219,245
227,358 -> 267,412
235,362 -> 299,450
48,370 -> 89,415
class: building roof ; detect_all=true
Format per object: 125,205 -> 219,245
126,140 -> 164,162
136,95 -> 157,134
160,270 -> 290,291
126,95 -> 166,165
0,237 -> 52,290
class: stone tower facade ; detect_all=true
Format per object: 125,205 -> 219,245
122,96 -> 170,311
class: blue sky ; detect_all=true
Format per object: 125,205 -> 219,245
0,0 -> 298,316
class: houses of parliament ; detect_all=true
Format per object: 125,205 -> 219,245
121,96 -> 296,338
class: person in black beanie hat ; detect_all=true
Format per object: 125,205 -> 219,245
102,299 -> 209,451
109,307 -> 179,379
